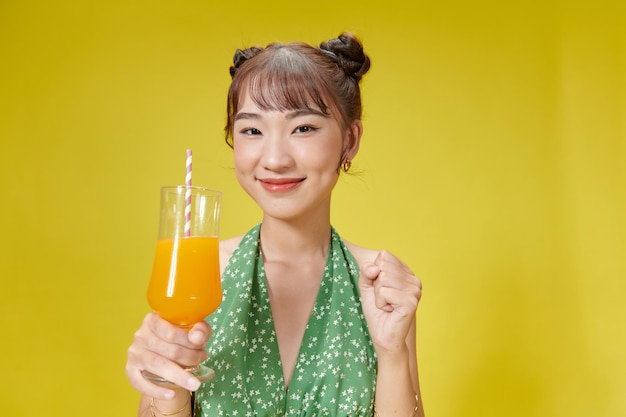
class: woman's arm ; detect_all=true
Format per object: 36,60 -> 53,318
374,317 -> 424,417
356,248 -> 424,417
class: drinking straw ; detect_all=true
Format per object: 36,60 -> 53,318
184,149 -> 192,237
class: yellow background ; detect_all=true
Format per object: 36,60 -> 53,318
1,1 -> 624,416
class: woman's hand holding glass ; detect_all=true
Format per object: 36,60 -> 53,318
126,312 -> 211,398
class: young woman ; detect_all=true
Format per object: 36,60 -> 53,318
126,32 -> 424,417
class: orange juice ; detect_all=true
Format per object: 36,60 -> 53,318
147,236 -> 222,326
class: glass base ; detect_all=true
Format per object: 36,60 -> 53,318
142,365 -> 215,387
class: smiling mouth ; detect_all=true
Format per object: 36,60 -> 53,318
257,178 -> 305,193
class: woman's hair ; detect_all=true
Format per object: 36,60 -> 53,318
224,33 -> 371,158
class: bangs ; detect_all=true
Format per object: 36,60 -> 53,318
241,47 -> 333,115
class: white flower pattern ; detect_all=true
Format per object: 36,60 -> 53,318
195,224 -> 377,416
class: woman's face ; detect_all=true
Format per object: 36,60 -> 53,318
232,91 -> 358,221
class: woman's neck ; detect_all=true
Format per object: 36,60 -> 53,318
259,215 -> 332,265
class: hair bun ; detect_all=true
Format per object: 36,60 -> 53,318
319,33 -> 371,81
229,46 -> 263,79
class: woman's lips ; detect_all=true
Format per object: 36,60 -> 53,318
257,178 -> 305,193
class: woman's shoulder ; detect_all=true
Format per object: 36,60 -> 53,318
342,239 -> 379,270
219,234 -> 245,274
220,234 -> 244,253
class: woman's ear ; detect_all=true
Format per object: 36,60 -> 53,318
344,120 -> 363,162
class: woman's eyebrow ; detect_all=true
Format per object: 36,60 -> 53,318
234,112 -> 260,121
234,108 -> 328,122
286,109 -> 328,119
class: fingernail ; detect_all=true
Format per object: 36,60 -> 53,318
188,377 -> 201,391
189,330 -> 204,345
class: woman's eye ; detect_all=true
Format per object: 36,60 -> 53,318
294,125 -> 317,134
240,128 -> 262,135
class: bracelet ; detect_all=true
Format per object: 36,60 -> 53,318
373,394 -> 419,417
150,395 -> 192,417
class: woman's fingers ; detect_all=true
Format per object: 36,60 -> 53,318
146,313 -> 210,348
140,313 -> 210,363
126,313 -> 211,397
127,346 -> 199,398
375,285 -> 420,316
188,321 -> 212,345
364,250 -> 422,311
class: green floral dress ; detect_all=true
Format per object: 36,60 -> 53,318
195,223 -> 377,417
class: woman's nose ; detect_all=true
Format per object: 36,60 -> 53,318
260,134 -> 294,171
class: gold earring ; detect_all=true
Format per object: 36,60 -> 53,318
342,160 -> 352,172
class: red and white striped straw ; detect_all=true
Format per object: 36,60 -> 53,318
184,149 -> 192,237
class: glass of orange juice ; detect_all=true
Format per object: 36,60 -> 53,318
142,185 -> 222,385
